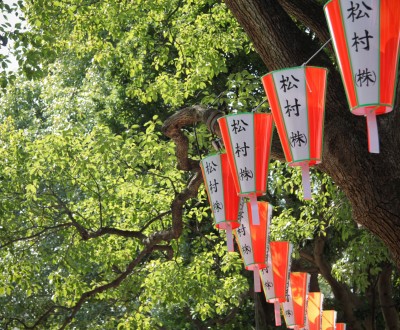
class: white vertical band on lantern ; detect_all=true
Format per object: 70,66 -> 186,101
366,111 -> 380,153
301,163 -> 312,200
339,0 -> 380,108
201,154 -> 226,223
253,265 -> 261,292
272,67 -> 310,163
226,225 -> 234,252
225,113 -> 256,194
236,203 -> 255,266
274,300 -> 282,326
249,194 -> 260,225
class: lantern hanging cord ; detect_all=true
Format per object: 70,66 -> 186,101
302,38 -> 331,66
210,91 -> 227,107
251,99 -> 267,112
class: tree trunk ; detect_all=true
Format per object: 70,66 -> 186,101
223,0 -> 400,270
378,264 -> 400,330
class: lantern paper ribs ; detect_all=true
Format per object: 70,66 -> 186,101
324,0 -> 400,153
235,200 -> 272,292
200,152 -> 240,252
218,112 -> 273,225
262,66 -> 328,200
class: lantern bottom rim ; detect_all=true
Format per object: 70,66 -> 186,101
289,160 -> 321,167
267,297 -> 287,304
238,190 -> 266,197
246,263 -> 267,271
216,221 -> 240,230
351,104 -> 392,116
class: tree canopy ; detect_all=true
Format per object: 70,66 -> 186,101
0,0 -> 399,329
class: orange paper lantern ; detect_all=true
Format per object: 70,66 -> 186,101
336,323 -> 347,330
218,112 -> 273,224
262,66 -> 328,199
307,292 -> 324,330
282,272 -> 310,329
200,152 -> 240,251
324,0 -> 400,153
322,310 -> 337,330
260,241 -> 293,326
235,200 -> 273,292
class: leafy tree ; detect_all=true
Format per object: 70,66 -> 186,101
0,0 -> 399,329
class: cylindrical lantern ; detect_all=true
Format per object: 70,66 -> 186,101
200,152 -> 240,252
262,66 -> 328,199
324,0 -> 400,153
282,272 -> 310,330
336,323 -> 347,330
307,292 -> 324,330
218,112 -> 273,224
235,200 -> 273,292
322,310 -> 337,330
260,241 -> 293,326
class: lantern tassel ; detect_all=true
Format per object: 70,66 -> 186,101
253,267 -> 261,292
249,194 -> 260,225
366,111 -> 380,153
301,163 -> 312,200
226,226 -> 234,252
274,300 -> 282,326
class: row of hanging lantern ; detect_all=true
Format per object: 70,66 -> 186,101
199,163 -> 347,329
199,0 -> 398,328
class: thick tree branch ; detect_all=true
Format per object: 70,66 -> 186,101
162,105 -> 224,170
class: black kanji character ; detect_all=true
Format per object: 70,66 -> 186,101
284,98 -> 301,117
347,1 -> 373,22
290,131 -> 308,148
355,68 -> 376,87
205,161 -> 218,174
209,178 -> 219,193
239,167 -> 254,181
237,224 -> 247,237
352,30 -> 373,52
279,74 -> 299,93
230,119 -> 249,134
235,141 -> 250,158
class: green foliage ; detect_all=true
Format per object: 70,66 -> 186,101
0,117 -> 189,327
133,244 -> 249,329
19,0 -> 251,107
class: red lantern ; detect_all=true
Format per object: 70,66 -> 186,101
262,66 -> 328,199
282,272 -> 310,329
307,292 -> 324,330
322,310 -> 337,330
336,323 -> 347,330
200,152 -> 240,252
234,200 -> 273,292
324,0 -> 400,153
260,241 -> 293,326
218,112 -> 273,224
